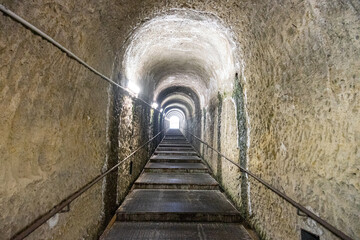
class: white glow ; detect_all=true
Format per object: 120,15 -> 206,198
152,102 -> 159,109
127,81 -> 140,95
169,116 -> 180,129
160,108 -> 163,112
123,10 -> 239,106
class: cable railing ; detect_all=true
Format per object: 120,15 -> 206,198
0,5 -> 170,239
185,130 -> 353,240
11,129 -> 165,240
0,4 -> 163,114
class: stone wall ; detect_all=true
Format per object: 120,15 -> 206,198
0,1 -> 154,239
196,92 -> 245,215
116,96 -> 153,205
240,1 -> 360,239
0,1 -> 112,239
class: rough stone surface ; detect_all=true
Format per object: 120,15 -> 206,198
239,1 -> 360,239
0,1 -> 153,239
0,1 -> 112,239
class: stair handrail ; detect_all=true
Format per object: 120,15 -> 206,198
185,130 -> 353,240
11,129 -> 165,240
0,4 -> 163,114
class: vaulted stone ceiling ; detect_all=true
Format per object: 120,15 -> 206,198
121,9 -> 239,116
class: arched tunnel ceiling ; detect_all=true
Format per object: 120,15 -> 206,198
156,86 -> 200,108
165,108 -> 186,125
156,86 -> 200,120
122,9 -> 239,106
165,104 -> 190,119
166,108 -> 185,118
161,96 -> 194,117
161,95 -> 195,117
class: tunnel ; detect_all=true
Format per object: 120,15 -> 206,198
0,1 -> 359,240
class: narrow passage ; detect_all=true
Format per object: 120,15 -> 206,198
102,129 -> 252,239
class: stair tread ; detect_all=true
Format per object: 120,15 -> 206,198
154,150 -> 198,155
105,130 -> 248,237
157,147 -> 194,151
117,189 -> 240,214
103,222 -> 252,240
151,155 -> 200,160
150,157 -> 201,163
135,172 -> 218,186
159,143 -> 192,146
145,162 -> 207,169
162,138 -> 187,140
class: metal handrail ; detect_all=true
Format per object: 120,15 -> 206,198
0,4 -> 162,114
0,4 -> 168,239
186,131 -> 353,240
11,129 -> 165,240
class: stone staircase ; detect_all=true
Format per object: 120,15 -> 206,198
102,129 -> 252,240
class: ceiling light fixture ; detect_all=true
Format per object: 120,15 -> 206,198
127,81 -> 140,96
151,102 -> 158,109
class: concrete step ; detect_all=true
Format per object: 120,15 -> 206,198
165,131 -> 183,134
103,222 -> 252,240
159,144 -> 193,148
163,138 -> 187,141
150,155 -> 202,163
161,138 -> 188,141
165,130 -> 183,135
159,141 -> 191,144
116,189 -> 242,222
154,150 -> 198,156
156,147 -> 194,151
164,137 -> 184,139
165,132 -> 183,135
134,173 -> 219,190
144,162 -> 208,173
161,142 -> 189,145
165,133 -> 183,136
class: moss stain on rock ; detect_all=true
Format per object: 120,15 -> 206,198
217,92 -> 223,182
232,73 -> 249,219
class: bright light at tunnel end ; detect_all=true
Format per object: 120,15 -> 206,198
169,116 -> 180,129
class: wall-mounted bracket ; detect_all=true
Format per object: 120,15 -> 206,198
297,208 -> 307,217
59,204 -> 70,213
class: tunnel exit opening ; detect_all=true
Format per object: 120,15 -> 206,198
169,116 -> 180,129
164,109 -> 186,131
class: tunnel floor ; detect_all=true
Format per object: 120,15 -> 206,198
101,129 -> 252,240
